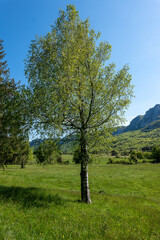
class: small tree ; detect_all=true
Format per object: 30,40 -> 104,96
34,139 -> 60,164
73,146 -> 82,164
129,150 -> 138,164
152,146 -> 160,162
25,5 -> 133,203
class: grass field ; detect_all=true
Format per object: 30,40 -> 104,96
0,158 -> 160,239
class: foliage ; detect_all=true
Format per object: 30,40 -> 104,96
136,151 -> 144,159
27,147 -> 36,164
31,125 -> 160,156
0,39 -> 29,169
111,149 -> 119,156
34,139 -> 61,164
108,158 -> 131,164
73,146 -> 93,164
25,4 -> 133,148
25,5 -> 133,202
111,128 -> 160,154
129,150 -> 138,164
152,145 -> 160,162
143,151 -> 152,159
73,147 -> 81,164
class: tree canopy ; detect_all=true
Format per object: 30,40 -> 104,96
25,5 -> 134,203
0,39 -> 29,169
34,139 -> 61,164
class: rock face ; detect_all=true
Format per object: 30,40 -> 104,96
115,104 -> 160,134
140,104 -> 160,128
125,115 -> 143,132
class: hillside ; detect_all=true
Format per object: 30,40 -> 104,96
115,104 -> 160,134
112,126 -> 160,153
30,104 -> 160,154
111,105 -> 160,153
30,136 -> 79,154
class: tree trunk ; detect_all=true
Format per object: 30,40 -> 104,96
80,130 -> 91,204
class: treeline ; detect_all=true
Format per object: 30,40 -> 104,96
1,36 -> 160,169
0,39 -> 31,169
109,146 -> 160,165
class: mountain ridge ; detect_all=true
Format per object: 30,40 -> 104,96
115,104 -> 160,134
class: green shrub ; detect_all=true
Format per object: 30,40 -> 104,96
34,139 -> 61,164
107,158 -> 131,165
152,146 -> 160,162
73,147 -> 81,164
136,151 -> 144,159
57,155 -> 63,164
111,150 -> 118,156
143,152 -> 152,159
142,159 -> 147,163
129,150 -> 138,164
122,150 -> 129,156
108,158 -> 113,164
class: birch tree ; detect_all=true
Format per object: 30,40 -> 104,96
25,5 -> 133,203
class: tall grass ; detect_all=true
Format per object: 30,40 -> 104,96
0,161 -> 160,239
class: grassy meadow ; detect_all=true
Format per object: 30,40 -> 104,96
0,157 -> 160,239
112,128 -> 160,153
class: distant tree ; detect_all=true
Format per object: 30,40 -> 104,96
129,150 -> 138,164
73,146 -> 82,164
136,151 -> 144,159
152,146 -> 160,162
0,39 -> 28,169
34,139 -> 61,164
27,147 -> 35,164
143,151 -> 152,160
25,5 -> 133,203
111,150 -> 119,157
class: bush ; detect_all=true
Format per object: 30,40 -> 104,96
152,146 -> 160,162
34,139 -> 61,164
136,151 -> 144,159
142,159 -> 147,163
73,147 -> 81,164
57,155 -> 63,164
107,158 -> 131,165
122,151 -> 129,156
111,150 -> 118,156
129,150 -> 138,164
143,152 -> 152,159
108,158 -> 113,164
63,161 -> 69,165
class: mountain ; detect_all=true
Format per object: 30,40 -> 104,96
29,139 -> 45,149
30,135 -> 79,153
30,104 -> 160,153
116,104 -> 160,134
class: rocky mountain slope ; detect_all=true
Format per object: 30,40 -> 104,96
116,104 -> 160,134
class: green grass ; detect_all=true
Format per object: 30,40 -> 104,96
61,154 -> 73,163
112,128 -> 160,153
0,160 -> 160,239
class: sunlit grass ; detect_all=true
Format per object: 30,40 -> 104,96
0,160 -> 160,239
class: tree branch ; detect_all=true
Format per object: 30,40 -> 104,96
85,77 -> 94,126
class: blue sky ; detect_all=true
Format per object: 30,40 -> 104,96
1,0 -> 160,124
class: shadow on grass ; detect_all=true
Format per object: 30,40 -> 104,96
0,185 -> 65,208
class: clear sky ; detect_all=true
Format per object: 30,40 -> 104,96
1,0 -> 160,124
